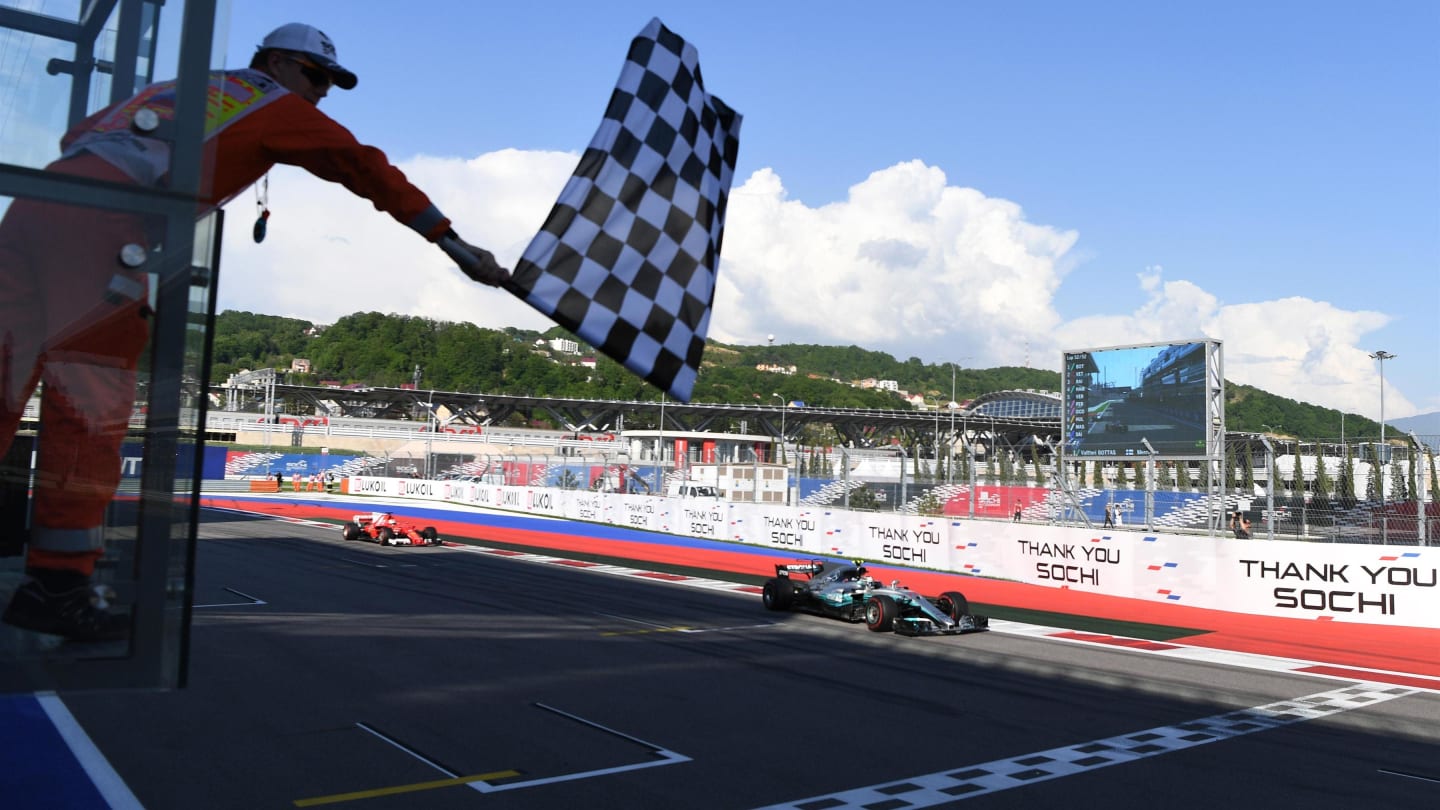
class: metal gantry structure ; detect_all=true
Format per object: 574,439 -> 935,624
213,381 -> 1069,452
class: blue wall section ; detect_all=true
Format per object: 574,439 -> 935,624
118,444 -> 363,480
120,442 -> 230,480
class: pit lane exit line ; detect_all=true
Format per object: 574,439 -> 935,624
755,683 -> 1418,809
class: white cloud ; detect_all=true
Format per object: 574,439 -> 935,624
217,149 -> 575,331
218,150 -> 1414,416
1052,271 -> 1409,416
715,160 -> 1076,366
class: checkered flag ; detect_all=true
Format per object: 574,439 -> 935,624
505,17 -> 742,402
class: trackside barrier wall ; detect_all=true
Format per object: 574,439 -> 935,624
344,476 -> 1440,629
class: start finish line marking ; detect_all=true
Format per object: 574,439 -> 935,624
754,684 -> 1417,809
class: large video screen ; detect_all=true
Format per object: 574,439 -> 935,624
1062,340 -> 1215,458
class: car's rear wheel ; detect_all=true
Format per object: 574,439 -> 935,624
341,522 -> 361,541
938,591 -> 969,622
865,595 -> 897,632
376,527 -> 393,546
762,578 -> 793,611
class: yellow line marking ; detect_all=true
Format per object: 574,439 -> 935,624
293,769 -> 520,807
601,625 -> 692,637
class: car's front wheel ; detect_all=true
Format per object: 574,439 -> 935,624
762,578 -> 793,611
421,526 -> 440,544
376,527 -> 393,546
938,591 -> 969,622
865,595 -> 897,632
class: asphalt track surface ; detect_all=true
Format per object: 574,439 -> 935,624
41,507 -> 1440,808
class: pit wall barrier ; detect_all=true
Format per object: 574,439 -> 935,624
343,476 -> 1440,630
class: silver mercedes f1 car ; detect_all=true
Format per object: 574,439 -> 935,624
761,560 -> 989,637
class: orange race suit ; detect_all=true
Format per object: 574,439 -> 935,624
0,68 -> 452,575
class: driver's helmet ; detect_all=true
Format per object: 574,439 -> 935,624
855,566 -> 868,580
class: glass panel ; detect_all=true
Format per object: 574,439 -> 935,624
1,0 -> 228,175
0,0 -> 228,692
0,10 -> 77,170
0,197 -> 220,692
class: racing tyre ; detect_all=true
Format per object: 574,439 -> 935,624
376,527 -> 393,546
421,527 -> 440,545
341,522 -> 361,541
865,595 -> 897,632
938,591 -> 969,622
762,578 -> 794,611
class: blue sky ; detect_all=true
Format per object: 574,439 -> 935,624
205,1 -> 1435,419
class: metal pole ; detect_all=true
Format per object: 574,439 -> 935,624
753,446 -> 760,503
929,396 -> 939,482
967,441 -> 977,520
781,404 -> 786,459
1411,433 -> 1428,546
1370,351 -> 1395,543
948,365 -> 957,484
1141,437 -> 1157,531
1260,437 -> 1275,540
771,393 -> 784,464
779,396 -> 787,503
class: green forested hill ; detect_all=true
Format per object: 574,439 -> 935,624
210,310 -> 1380,439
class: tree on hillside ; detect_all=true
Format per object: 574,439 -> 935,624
1269,445 -> 1283,495
1389,457 -> 1407,503
1407,449 -> 1419,502
1312,445 -> 1333,503
1030,444 -> 1046,489
1339,446 -> 1356,506
1430,452 -> 1440,504
848,486 -> 881,511
1176,460 -> 1192,491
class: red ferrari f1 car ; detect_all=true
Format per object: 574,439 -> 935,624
341,512 -> 443,546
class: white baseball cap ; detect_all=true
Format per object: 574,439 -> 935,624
258,23 -> 357,90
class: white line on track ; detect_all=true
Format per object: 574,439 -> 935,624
1378,768 -> 1440,784
37,694 -> 144,810
467,703 -> 690,794
356,722 -> 460,777
193,587 -> 268,609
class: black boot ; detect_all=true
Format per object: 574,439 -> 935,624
0,433 -> 34,558
2,567 -> 128,642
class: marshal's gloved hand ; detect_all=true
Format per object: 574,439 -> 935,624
438,231 -> 510,287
